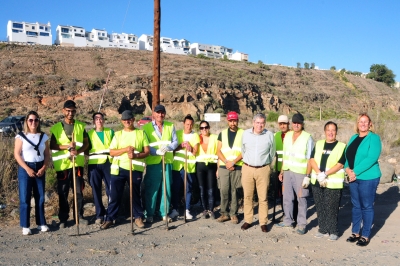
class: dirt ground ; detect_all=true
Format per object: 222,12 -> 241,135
0,182 -> 399,266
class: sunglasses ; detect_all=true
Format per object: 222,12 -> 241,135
199,126 -> 210,130
28,118 -> 39,123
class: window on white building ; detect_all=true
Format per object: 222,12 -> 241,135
32,26 -> 35,30
13,23 -> 23,29
40,26 -> 44,30
12,29 -> 20,33
61,28 -> 69,33
40,32 -> 50,36
26,31 -> 38,36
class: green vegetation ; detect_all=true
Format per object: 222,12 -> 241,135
267,111 -> 279,122
366,64 -> 396,87
304,62 -> 309,69
330,66 -> 336,71
196,54 -> 210,60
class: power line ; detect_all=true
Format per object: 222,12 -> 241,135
121,0 -> 132,33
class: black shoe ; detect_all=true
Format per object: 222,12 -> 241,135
241,222 -> 252,230
346,234 -> 360,243
356,237 -> 370,247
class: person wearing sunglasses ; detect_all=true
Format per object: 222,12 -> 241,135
14,111 -> 50,235
87,112 -> 114,225
195,120 -> 218,219
50,100 -> 89,228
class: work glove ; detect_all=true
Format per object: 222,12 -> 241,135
319,178 -> 328,187
317,172 -> 327,183
302,176 -> 311,188
156,149 -> 166,156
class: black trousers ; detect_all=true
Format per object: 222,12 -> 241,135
311,184 -> 342,235
56,167 -> 84,222
196,162 -> 217,211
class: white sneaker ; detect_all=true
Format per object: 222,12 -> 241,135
37,225 -> 50,232
22,228 -> 32,235
185,210 -> 193,220
169,209 -> 179,219
163,216 -> 172,222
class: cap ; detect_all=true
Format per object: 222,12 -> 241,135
121,110 -> 134,120
277,115 -> 289,123
292,113 -> 305,124
63,100 -> 76,109
154,104 -> 166,113
227,111 -> 239,121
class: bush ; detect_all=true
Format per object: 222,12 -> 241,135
267,111 -> 279,122
196,54 -> 210,60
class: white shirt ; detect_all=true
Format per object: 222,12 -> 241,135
15,133 -> 49,162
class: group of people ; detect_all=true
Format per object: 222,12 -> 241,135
15,100 -> 382,247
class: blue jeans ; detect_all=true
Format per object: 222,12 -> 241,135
88,161 -> 111,219
171,169 -> 193,210
18,162 -> 46,228
349,177 -> 380,238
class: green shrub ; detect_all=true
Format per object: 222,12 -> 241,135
267,111 -> 279,122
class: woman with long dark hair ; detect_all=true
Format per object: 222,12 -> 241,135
196,120 -> 219,219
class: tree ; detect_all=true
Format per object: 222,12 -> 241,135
296,62 -> 301,68
330,66 -> 336,71
311,62 -> 315,69
258,60 -> 263,66
304,62 -> 309,69
366,64 -> 396,86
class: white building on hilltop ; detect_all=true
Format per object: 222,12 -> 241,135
109,33 -> 139,49
7,20 -> 52,45
138,34 -> 154,51
160,37 -> 190,55
229,51 -> 248,62
190,43 -> 237,59
86,29 -> 109,48
55,25 -> 86,47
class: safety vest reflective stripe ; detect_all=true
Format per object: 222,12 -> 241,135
110,160 -> 145,168
221,146 -> 242,153
173,156 -> 197,164
52,153 -> 77,161
88,154 -> 108,160
175,149 -> 195,157
149,141 -> 171,147
311,168 -> 345,178
278,158 -> 283,162
196,154 -> 218,162
283,160 -> 308,168
276,151 -> 284,155
284,151 -> 307,159
89,149 -> 110,155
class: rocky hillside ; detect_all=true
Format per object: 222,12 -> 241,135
0,43 -> 399,123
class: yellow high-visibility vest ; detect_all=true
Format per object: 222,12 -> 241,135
50,121 -> 85,171
282,131 -> 311,174
311,140 -> 346,189
87,128 -> 113,165
219,128 -> 244,167
143,121 -> 174,165
110,129 -> 148,174
196,134 -> 218,165
172,130 -> 200,173
274,131 -> 285,171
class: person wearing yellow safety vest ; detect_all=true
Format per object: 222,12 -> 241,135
100,110 -> 150,230
309,121 -> 346,241
87,112 -> 114,225
216,111 -> 243,224
169,114 -> 200,220
142,105 -> 178,223
50,100 -> 89,228
277,113 -> 314,235
196,120 -> 219,220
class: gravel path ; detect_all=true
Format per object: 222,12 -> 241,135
1,183 -> 399,265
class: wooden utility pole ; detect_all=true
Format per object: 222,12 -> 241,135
152,0 -> 161,109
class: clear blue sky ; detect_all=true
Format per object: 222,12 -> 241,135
1,0 -> 399,79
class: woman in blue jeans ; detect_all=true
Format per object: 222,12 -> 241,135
14,111 -> 50,235
344,113 -> 381,246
